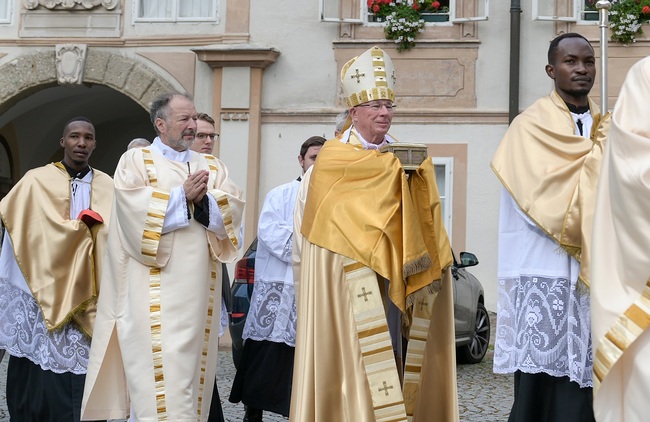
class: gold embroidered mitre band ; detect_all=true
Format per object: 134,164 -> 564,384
301,139 -> 451,312
0,163 -> 113,335
341,46 -> 396,107
491,90 -> 610,288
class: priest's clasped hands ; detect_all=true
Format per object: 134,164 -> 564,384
184,169 -> 209,205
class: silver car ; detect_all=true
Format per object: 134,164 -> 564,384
229,242 -> 490,367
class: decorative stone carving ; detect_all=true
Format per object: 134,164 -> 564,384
221,112 -> 250,121
55,44 -> 87,85
24,0 -> 118,10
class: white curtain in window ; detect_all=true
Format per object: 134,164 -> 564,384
433,158 -> 453,239
179,0 -> 212,18
139,0 -> 173,18
0,0 -> 9,21
434,164 -> 447,229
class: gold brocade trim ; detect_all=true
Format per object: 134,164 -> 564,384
141,148 -> 158,186
402,293 -> 436,420
204,154 -> 238,250
140,149 -> 170,266
203,154 -> 220,175
149,267 -> 167,419
215,196 -> 239,250
594,278 -> 650,393
196,263 -> 218,417
344,258 -> 407,422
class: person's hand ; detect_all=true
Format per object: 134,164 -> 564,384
184,169 -> 209,205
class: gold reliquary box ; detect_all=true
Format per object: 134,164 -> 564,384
380,143 -> 428,171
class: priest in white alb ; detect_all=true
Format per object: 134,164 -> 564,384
81,93 -> 244,421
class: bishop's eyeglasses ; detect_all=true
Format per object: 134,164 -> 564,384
356,101 -> 397,112
196,132 -> 219,141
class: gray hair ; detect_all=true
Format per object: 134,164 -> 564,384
127,138 -> 151,150
149,92 -> 193,135
335,110 -> 350,136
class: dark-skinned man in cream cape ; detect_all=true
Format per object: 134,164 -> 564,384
491,33 -> 610,421
291,46 -> 459,422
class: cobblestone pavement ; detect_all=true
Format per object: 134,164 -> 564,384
0,313 -> 513,421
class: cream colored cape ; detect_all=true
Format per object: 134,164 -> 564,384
591,57 -> 650,421
81,148 -> 244,421
0,163 -> 113,336
491,90 -> 609,288
291,136 -> 458,422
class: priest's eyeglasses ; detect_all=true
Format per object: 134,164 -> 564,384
356,101 -> 397,112
196,132 -> 219,141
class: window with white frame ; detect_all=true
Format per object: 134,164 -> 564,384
135,0 -> 216,22
320,0 -> 487,24
581,0 -> 599,21
532,0 -> 600,22
0,0 -> 11,24
433,157 -> 453,240
367,0 -> 451,23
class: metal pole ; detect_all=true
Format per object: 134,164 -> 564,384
508,0 -> 522,123
596,1 -> 611,113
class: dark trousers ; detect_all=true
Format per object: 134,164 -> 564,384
7,355 -> 104,422
208,380 -> 225,422
508,371 -> 595,422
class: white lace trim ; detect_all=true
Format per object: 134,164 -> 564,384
242,280 -> 296,347
493,275 -> 593,388
0,283 -> 91,374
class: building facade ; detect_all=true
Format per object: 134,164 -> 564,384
0,0 -> 648,311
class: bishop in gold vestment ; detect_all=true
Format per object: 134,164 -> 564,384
290,46 -> 458,422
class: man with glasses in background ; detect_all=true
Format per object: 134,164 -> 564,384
290,46 -> 458,422
193,113 -> 219,154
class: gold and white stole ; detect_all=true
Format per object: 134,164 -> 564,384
343,257 -> 408,422
403,293 -> 435,421
140,148 -> 170,418
140,150 -> 222,418
594,278 -> 650,392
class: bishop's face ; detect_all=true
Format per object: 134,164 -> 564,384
349,100 -> 395,145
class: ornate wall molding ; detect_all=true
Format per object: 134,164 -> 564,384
55,44 -> 86,85
221,112 -> 249,121
24,0 -> 118,10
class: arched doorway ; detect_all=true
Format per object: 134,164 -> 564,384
0,49 -> 179,191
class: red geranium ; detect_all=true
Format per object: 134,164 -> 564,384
432,1 -> 441,9
367,0 -> 395,19
643,5 -> 650,13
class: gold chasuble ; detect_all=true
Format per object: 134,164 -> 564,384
292,135 -> 458,422
81,147 -> 244,421
0,163 -> 113,336
491,90 -> 609,288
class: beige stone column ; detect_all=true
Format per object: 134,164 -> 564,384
194,47 -> 280,249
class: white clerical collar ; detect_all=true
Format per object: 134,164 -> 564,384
340,127 -> 395,150
151,137 -> 192,162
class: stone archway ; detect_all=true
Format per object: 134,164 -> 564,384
0,48 -> 179,116
0,49 -> 184,180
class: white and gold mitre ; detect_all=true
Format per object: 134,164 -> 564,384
341,46 -> 395,107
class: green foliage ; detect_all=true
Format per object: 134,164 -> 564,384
384,3 -> 426,51
609,0 -> 650,44
367,0 -> 450,51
